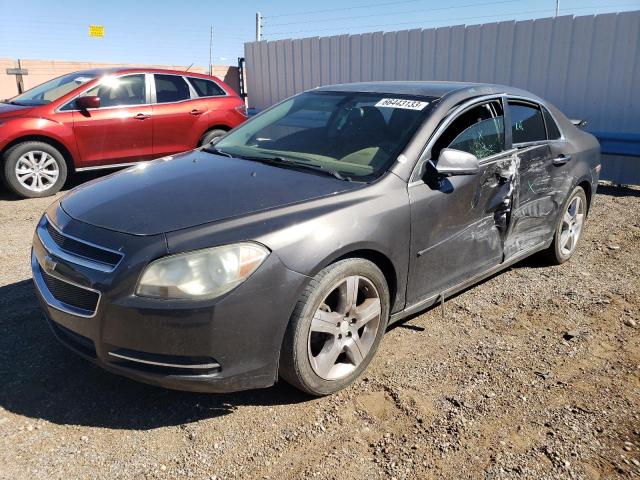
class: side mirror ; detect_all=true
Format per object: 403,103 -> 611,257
76,96 -> 100,110
432,148 -> 479,176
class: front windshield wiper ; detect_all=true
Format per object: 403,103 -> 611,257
203,145 -> 233,158
234,154 -> 351,181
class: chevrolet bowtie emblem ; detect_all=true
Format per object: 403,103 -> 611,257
43,255 -> 58,273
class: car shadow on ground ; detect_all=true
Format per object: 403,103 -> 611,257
596,183 -> 640,198
0,280 -> 311,430
0,251 -> 576,430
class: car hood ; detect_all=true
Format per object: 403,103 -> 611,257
0,102 -> 35,118
61,150 -> 360,235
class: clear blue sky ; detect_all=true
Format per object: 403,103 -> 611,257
0,0 -> 638,67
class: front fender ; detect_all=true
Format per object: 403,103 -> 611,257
0,116 -> 78,163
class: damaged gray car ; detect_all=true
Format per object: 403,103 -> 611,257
33,81 -> 600,396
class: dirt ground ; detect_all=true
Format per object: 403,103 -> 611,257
0,179 -> 638,480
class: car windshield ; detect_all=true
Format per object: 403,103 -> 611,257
214,91 -> 435,181
8,73 -> 97,106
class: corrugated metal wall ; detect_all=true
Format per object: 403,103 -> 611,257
244,11 -> 640,135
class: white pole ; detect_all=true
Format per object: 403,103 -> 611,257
256,12 -> 262,41
209,26 -> 213,75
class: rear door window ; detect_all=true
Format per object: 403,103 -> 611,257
154,74 -> 191,103
542,107 -> 561,140
187,77 -> 226,97
508,101 -> 546,144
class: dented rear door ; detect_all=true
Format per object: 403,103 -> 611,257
502,99 -> 563,260
502,144 -> 557,259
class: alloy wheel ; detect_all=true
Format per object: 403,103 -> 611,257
15,151 -> 60,193
307,275 -> 382,381
559,195 -> 585,256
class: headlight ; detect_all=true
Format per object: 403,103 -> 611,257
136,243 -> 269,300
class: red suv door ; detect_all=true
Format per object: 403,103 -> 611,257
150,74 -> 203,157
69,73 -> 154,167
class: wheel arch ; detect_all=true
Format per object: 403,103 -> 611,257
313,248 -> 400,315
197,124 -> 232,145
576,178 -> 593,213
1,135 -> 76,172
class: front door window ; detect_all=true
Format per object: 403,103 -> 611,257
432,100 -> 505,160
75,74 -> 146,108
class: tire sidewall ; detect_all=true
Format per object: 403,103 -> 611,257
288,259 -> 390,396
553,186 -> 587,263
199,129 -> 227,147
3,142 -> 67,198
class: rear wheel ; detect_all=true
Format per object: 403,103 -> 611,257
198,129 -> 227,147
542,186 -> 587,265
2,141 -> 68,198
279,258 -> 389,396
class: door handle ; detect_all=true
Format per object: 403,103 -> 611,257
552,154 -> 571,165
133,113 -> 151,120
190,109 -> 204,116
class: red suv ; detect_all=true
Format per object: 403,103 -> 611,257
0,68 -> 247,198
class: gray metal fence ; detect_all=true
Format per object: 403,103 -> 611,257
244,11 -> 640,133
244,11 -> 640,183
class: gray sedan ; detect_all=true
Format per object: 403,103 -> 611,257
32,81 -> 600,396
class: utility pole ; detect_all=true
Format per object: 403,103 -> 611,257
555,0 -> 559,16
208,26 -> 213,75
255,12 -> 262,41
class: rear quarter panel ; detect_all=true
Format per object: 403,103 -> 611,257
551,103 -> 601,206
198,95 -> 246,136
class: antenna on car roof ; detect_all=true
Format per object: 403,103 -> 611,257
184,63 -> 194,73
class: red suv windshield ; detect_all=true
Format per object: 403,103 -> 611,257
9,73 -> 96,106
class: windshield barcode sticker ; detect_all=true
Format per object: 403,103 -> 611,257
375,98 -> 429,110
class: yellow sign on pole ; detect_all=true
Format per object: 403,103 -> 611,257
89,25 -> 104,38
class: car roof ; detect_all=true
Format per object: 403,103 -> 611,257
314,81 -> 538,100
67,67 -> 217,79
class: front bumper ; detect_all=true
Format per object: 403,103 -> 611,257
31,206 -> 309,393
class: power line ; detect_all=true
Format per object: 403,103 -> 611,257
264,0 -> 527,27
264,8 -> 554,36
264,0 -> 431,18
263,4 -> 639,37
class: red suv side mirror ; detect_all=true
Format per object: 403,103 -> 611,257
76,96 -> 100,110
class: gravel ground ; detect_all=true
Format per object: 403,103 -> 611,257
0,180 -> 639,480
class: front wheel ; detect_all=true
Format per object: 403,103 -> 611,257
542,186 -> 588,265
2,141 -> 68,198
279,258 -> 390,396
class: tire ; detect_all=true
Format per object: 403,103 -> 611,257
279,258 -> 390,396
2,141 -> 68,198
198,129 -> 227,147
541,186 -> 588,265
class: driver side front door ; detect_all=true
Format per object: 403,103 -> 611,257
406,97 -> 518,307
71,73 -> 154,167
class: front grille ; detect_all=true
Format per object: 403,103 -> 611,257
40,266 -> 100,314
45,219 -> 123,267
